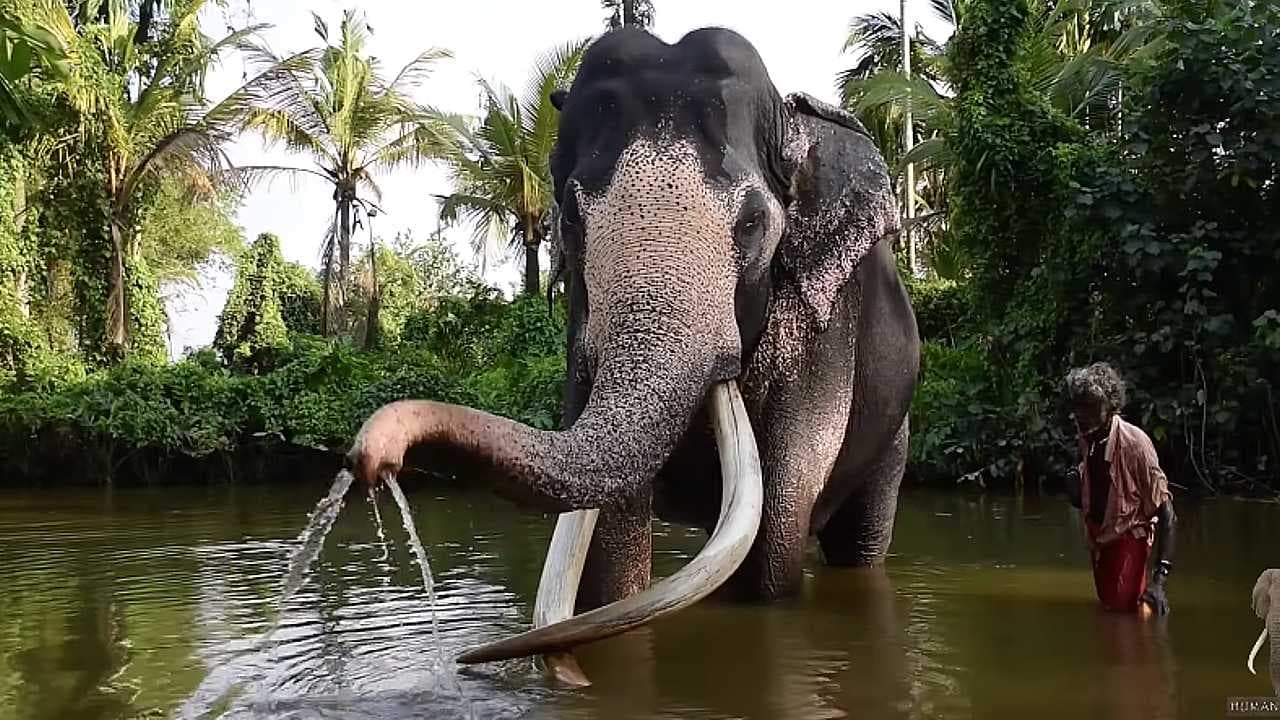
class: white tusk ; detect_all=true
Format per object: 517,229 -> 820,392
531,509 -> 599,687
456,380 -> 764,664
1249,627 -> 1268,675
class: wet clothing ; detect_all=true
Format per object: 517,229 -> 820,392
1087,518 -> 1152,611
1077,415 -> 1171,611
1077,415 -> 1172,547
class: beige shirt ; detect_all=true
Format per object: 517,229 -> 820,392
1077,414 -> 1173,546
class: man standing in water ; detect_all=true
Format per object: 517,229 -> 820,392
1063,362 -> 1177,615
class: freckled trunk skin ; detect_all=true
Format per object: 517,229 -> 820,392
349,332 -> 721,517
577,504 -> 652,609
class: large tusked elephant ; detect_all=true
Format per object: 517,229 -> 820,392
1249,568 -> 1280,695
345,26 -> 919,671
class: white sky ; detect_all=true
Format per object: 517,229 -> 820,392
166,0 -> 951,357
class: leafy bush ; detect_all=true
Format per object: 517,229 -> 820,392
0,286 -> 572,482
212,233 -> 291,372
905,277 -> 973,346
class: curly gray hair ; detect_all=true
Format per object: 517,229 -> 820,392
1065,361 -> 1127,411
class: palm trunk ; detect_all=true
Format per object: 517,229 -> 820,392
321,247 -> 334,337
105,217 -> 128,357
523,215 -> 541,297
364,237 -> 380,350
13,165 -> 28,317
524,244 -> 540,298
337,193 -> 352,333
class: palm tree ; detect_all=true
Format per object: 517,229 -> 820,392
19,0 -> 306,358
435,39 -> 588,298
839,0 -> 1156,277
837,2 -> 951,168
602,0 -> 655,29
237,9 -> 457,336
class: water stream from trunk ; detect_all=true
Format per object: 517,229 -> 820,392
278,469 -> 354,609
384,476 -> 443,665
384,474 -> 474,718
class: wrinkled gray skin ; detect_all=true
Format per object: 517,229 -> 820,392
346,26 -> 920,609
547,26 -> 919,606
1254,569 -> 1280,695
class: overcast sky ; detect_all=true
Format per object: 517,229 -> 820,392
166,0 -> 951,357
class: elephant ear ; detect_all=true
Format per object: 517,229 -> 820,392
775,92 -> 899,329
1254,568 -> 1279,620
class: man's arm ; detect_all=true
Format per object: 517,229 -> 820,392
1139,437 -> 1176,614
1153,500 -> 1176,568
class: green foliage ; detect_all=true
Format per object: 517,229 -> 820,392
905,276 -> 973,345
345,230 -> 481,348
401,283 -> 509,372
213,233 -> 290,371
1062,0 -> 1280,488
908,0 -> 1280,493
277,260 -> 323,336
0,286 -> 571,480
139,177 -> 244,287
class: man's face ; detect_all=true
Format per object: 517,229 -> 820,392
1073,398 -> 1109,436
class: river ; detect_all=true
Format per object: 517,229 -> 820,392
0,482 -> 1273,719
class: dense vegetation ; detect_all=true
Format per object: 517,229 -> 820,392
0,0 -> 1276,498
857,0 -> 1280,496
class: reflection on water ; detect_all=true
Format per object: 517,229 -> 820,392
0,483 -> 1274,719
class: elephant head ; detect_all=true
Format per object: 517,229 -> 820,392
1249,568 -> 1280,695
345,26 -> 898,665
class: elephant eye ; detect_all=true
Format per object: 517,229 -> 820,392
734,202 -> 768,246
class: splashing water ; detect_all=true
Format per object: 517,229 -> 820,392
180,470 -> 355,717
183,470 -> 476,718
383,475 -> 444,669
278,469 -> 355,608
383,475 -> 475,720
367,486 -> 391,566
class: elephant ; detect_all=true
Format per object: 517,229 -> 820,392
345,25 -> 920,674
1249,568 -> 1280,695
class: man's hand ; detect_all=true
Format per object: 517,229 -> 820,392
1064,467 -> 1082,509
1141,573 -> 1170,615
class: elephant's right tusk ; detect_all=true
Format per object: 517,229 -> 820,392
455,380 -> 764,664
1249,627 -> 1268,675
532,508 -> 599,686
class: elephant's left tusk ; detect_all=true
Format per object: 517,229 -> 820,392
1249,627 -> 1268,675
531,508 -> 599,687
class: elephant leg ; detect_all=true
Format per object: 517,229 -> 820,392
575,493 -> 653,611
726,465 -> 823,601
729,381 -> 853,599
817,416 -> 907,567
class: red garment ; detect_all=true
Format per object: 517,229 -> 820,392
1087,519 -> 1151,612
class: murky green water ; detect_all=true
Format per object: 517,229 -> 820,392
0,482 -> 1273,719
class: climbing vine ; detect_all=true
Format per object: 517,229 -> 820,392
213,233 -> 291,372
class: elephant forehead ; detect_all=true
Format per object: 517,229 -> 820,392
578,136 -> 748,264
577,137 -> 745,333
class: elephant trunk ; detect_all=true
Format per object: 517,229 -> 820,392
347,326 -> 725,515
346,320 -> 760,663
